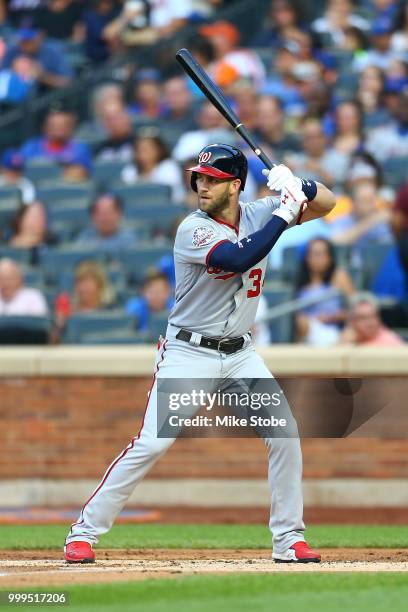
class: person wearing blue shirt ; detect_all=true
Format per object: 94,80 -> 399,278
126,271 -> 175,332
1,27 -> 73,89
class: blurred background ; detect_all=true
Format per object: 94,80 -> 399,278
0,0 -> 407,346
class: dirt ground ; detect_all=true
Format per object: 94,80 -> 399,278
0,549 -> 407,587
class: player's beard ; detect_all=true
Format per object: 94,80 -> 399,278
198,184 -> 230,217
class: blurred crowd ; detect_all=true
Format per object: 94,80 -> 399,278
0,0 -> 407,345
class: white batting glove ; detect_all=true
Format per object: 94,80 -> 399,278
262,164 -> 303,193
272,186 -> 308,224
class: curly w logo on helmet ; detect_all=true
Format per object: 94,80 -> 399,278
198,151 -> 212,164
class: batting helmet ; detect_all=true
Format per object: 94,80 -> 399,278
188,144 -> 248,192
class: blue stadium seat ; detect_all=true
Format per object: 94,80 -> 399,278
77,329 -> 148,345
47,203 -> 89,235
37,183 -> 93,209
0,247 -> 32,265
358,243 -> 394,289
123,204 -> 187,229
93,160 -> 127,187
382,157 -> 408,190
25,159 -> 61,184
118,246 -> 174,282
0,316 -> 51,344
263,284 -> 294,343
63,311 -> 136,343
144,312 -> 170,342
39,247 -> 108,284
0,186 -> 20,227
113,183 -> 172,208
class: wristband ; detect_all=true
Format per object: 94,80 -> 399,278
301,179 -> 317,202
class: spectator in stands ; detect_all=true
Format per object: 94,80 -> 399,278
253,0 -> 305,50
9,200 -> 56,250
254,95 -> 299,158
172,100 -> 233,164
103,0 -> 192,47
20,109 -> 92,171
285,116 -> 349,189
5,0 -> 44,28
128,68 -> 165,119
353,16 -> 399,72
161,75 -> 198,135
333,100 -> 364,157
200,19 -> 266,89
75,82 -> 126,143
0,257 -> 48,315
366,87 -> 408,163
0,55 -> 35,104
126,270 -> 174,332
391,2 -> 408,53
52,259 -> 115,341
357,65 -> 390,129
75,192 -> 136,251
339,292 -> 404,346
84,0 -> 120,64
0,148 -> 36,205
35,0 -> 85,42
1,25 -> 73,89
94,106 -> 134,162
330,182 -> 394,254
391,181 -> 408,279
295,238 -> 354,346
311,0 -> 369,49
60,147 -> 92,182
121,132 -> 185,203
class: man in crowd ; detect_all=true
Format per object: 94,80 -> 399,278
75,192 -> 136,252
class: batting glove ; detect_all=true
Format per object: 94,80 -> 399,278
262,164 -> 303,193
262,165 -> 307,225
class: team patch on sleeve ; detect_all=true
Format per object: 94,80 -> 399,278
192,226 -> 216,247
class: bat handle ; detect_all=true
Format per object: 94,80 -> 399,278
235,124 -> 275,170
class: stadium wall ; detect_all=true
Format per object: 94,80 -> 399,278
1,346 -> 407,507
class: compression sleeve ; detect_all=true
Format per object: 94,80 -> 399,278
207,215 -> 288,273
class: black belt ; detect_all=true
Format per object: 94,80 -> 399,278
176,329 -> 246,354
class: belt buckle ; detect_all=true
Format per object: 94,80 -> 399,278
217,338 -> 231,353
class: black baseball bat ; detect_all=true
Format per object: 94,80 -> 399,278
175,48 -> 275,170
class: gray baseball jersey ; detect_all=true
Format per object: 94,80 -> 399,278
169,195 -> 282,338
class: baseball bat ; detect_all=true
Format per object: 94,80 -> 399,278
175,48 -> 275,170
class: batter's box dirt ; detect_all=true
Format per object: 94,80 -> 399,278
0,549 -> 407,587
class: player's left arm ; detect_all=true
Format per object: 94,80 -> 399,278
262,165 -> 336,225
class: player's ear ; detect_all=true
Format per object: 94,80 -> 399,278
230,178 -> 241,194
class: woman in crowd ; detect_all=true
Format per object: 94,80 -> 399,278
52,260 -> 115,342
295,237 -> 354,346
8,201 -> 57,260
121,132 -> 185,203
333,100 -> 364,156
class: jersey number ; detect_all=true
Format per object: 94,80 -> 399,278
247,268 -> 262,298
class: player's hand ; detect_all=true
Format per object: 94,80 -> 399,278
262,164 -> 303,193
272,185 -> 308,225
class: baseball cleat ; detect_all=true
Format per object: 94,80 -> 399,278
64,541 -> 95,564
273,541 -> 321,564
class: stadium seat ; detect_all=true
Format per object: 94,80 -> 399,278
93,160 -> 127,187
63,311 -> 136,344
0,186 -> 20,227
118,246 -> 174,283
76,328 -> 148,345
47,202 -> 89,236
280,246 -> 302,283
113,183 -> 172,208
25,159 -> 61,184
0,246 -> 32,265
263,284 -> 294,343
358,244 -> 394,289
123,204 -> 187,230
37,183 -> 93,209
39,247 -> 108,284
144,312 -> 169,342
382,157 -> 408,190
0,316 -> 51,344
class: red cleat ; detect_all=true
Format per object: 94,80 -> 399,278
273,541 -> 321,563
64,541 -> 95,564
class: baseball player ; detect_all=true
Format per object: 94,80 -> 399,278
64,144 -> 336,564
